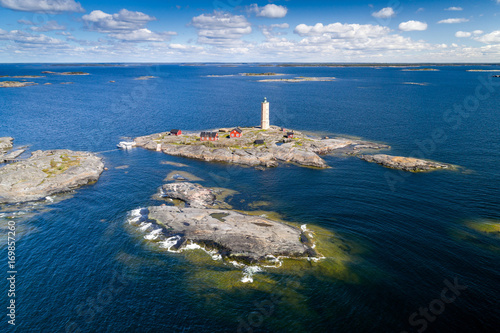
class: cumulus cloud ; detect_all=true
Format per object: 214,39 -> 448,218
17,19 -> 35,25
475,30 -> 500,44
248,4 -> 288,18
438,18 -> 469,24
445,7 -> 463,11
399,20 -> 427,31
82,9 -> 175,42
455,31 -> 471,38
190,12 -> 252,46
372,7 -> 395,19
31,20 -> 66,32
0,0 -> 84,13
473,30 -> 484,35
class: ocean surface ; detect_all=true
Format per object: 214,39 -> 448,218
1,64 -> 499,332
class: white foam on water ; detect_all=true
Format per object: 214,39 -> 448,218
159,235 -> 182,252
138,222 -> 153,232
144,228 -> 163,241
241,266 -> 263,283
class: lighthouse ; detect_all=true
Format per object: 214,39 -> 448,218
261,97 -> 270,130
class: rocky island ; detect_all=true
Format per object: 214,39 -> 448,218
0,149 -> 104,203
134,126 -> 389,169
130,181 -> 316,264
358,154 -> 453,172
0,81 -> 37,88
132,99 -> 453,172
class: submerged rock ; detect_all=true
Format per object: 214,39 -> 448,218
358,154 -> 452,172
0,149 -> 104,203
134,206 -> 315,263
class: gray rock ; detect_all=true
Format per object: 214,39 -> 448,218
158,182 -> 216,208
135,205 -> 315,263
0,149 -> 104,203
358,154 -> 451,172
0,137 -> 13,151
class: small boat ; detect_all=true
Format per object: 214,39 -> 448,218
117,141 -> 136,149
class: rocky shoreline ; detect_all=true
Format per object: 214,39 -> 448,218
0,149 -> 104,204
134,126 -> 390,169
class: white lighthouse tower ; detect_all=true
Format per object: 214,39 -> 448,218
261,97 -> 270,130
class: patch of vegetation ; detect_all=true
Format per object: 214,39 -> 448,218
42,156 -> 81,177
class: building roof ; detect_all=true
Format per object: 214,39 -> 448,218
170,129 -> 181,133
231,127 -> 242,133
200,131 -> 218,138
254,139 -> 265,144
287,132 -> 294,136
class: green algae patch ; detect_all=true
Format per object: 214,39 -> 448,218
248,200 -> 272,209
451,219 -> 500,254
466,219 -> 500,236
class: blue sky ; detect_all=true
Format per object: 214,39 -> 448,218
0,0 -> 499,62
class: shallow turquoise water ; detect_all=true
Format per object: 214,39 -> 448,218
1,64 -> 499,332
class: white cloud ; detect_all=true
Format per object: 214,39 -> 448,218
83,9 -> 156,33
260,23 -> 289,40
17,19 -> 35,25
82,9 -> 175,42
473,30 -> 484,35
0,29 -> 66,47
399,21 -> 427,31
438,18 -> 470,24
475,30 -> 500,44
445,7 -> 463,11
249,4 -> 288,18
372,7 -> 395,19
31,20 -> 66,32
294,22 -> 390,38
455,31 -> 471,38
110,29 -> 176,42
0,0 -> 84,13
190,12 -> 252,46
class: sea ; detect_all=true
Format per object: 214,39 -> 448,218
0,63 -> 499,332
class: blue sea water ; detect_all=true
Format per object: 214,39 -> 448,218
1,63 -> 500,332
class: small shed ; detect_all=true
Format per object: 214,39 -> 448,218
230,128 -> 243,138
254,139 -> 265,145
170,129 -> 182,136
286,132 -> 294,139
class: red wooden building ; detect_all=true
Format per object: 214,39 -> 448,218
230,128 -> 242,138
170,129 -> 182,136
200,131 -> 219,141
286,132 -> 294,139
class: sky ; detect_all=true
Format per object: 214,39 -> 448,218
0,0 -> 500,63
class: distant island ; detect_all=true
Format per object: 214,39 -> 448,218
0,81 -> 37,88
41,71 -> 90,75
257,76 -> 335,82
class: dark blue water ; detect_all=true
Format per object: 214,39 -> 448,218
1,64 -> 499,332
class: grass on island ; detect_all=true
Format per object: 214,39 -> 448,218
42,154 -> 81,177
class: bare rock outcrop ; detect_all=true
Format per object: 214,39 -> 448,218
129,206 -> 315,263
0,149 -> 104,203
158,182 -> 216,208
358,154 -> 452,172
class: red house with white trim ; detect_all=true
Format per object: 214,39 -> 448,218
200,131 -> 219,141
230,128 -> 242,138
